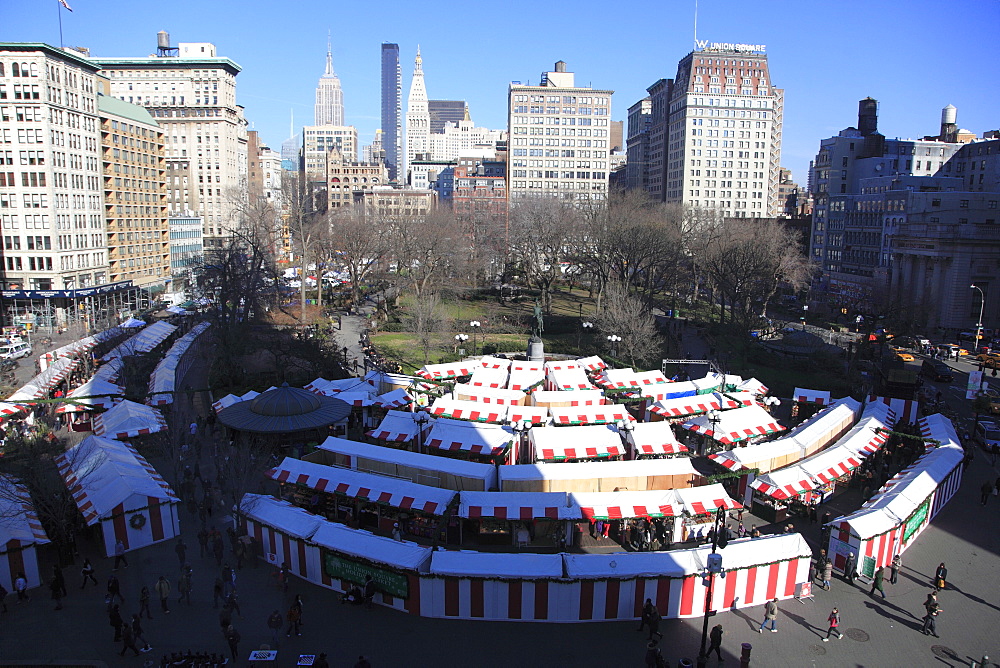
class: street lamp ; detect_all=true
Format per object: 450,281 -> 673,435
616,419 -> 635,459
579,321 -> 593,351
696,507 -> 728,668
801,304 -> 809,330
705,409 -> 722,456
455,333 -> 469,356
763,396 -> 781,414
606,334 -> 622,358
511,418 -> 534,465
971,284 -> 985,354
412,412 -> 430,454
469,320 -> 481,357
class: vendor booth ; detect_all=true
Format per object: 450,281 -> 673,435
372,388 -> 414,410
0,475 -> 50,591
571,489 -> 682,546
529,424 -> 625,462
531,389 -> 605,408
428,398 -> 507,423
647,392 -> 744,421
458,491 -> 579,547
674,483 -> 744,542
55,378 -> 122,414
679,404 -> 785,447
500,457 -> 700,493
507,367 -> 545,392
92,399 -> 168,439
468,366 -> 510,389
593,368 -> 669,389
453,384 -> 526,406
423,418 -> 514,460
576,355 -> 607,371
549,404 -> 633,426
56,436 -> 180,557
545,366 -> 596,391
242,494 -> 324,577
416,361 -> 479,381
478,356 -> 512,371
101,321 -> 178,362
625,421 -> 688,457
367,409 -> 435,444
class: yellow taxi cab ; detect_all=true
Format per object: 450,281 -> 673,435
891,346 -> 915,362
976,352 -> 1000,368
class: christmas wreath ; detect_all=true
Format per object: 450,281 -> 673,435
129,514 -> 147,530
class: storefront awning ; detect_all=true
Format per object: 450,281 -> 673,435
793,387 -> 831,405
679,404 -> 785,444
675,483 -> 743,515
530,424 -> 625,461
424,418 -> 514,457
625,421 -> 688,455
458,491 -> 579,520
549,403 -> 634,426
749,466 -> 817,500
571,489 -> 681,520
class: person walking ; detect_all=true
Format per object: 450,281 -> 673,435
758,598 -> 779,633
52,565 -> 67,599
131,613 -> 151,653
175,538 -> 187,569
890,554 -> 901,585
212,577 -> 224,609
119,619 -> 141,656
0,582 -> 8,612
267,609 -> 283,648
224,624 -> 240,661
982,480 -> 994,506
823,607 -> 843,641
113,539 -> 128,570
197,527 -> 209,558
636,598 -> 654,633
809,504 -> 818,524
870,566 -> 887,599
49,575 -> 64,611
363,575 -> 376,609
934,563 -> 948,591
647,605 -> 663,641
109,603 -> 124,642
80,558 -> 98,589
707,624 -> 724,659
922,595 -> 942,637
107,573 -> 124,604
843,552 -> 856,584
821,558 -> 833,591
286,600 -> 302,637
139,586 -> 152,619
178,566 -> 192,606
645,639 -> 665,668
212,533 -> 224,567
14,572 -> 28,603
154,575 -> 170,613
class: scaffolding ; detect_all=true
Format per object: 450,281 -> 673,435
2,285 -> 151,336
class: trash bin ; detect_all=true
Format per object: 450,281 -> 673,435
678,660 -> 694,668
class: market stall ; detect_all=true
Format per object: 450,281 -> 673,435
92,399 -> 168,439
428,398 -> 507,423
416,362 -> 479,381
458,491 -> 579,547
372,388 -> 414,410
423,418 -> 514,460
55,378 -> 122,414
544,366 -> 596,391
736,378 -> 769,397
571,489 -> 682,545
506,405 -> 550,425
0,474 -> 50,591
453,384 -> 526,406
624,421 -> 688,457
647,392 -> 744,421
746,466 -> 816,522
529,424 -> 625,462
679,404 -> 785,446
307,436 -> 497,491
101,321 -> 178,362
478,356 -> 512,371
56,436 -> 179,557
500,457 -> 700,493
593,368 -> 670,389
468,366 -> 510,389
241,494 -> 324,577
531,389 -> 605,408
147,322 -> 211,406
506,367 -> 545,392
576,355 -> 607,371
549,404 -> 634,426
212,389 -> 261,414
367,409 -> 435,444
674,483 -> 744,542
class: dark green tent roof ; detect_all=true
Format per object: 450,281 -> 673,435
217,383 -> 351,434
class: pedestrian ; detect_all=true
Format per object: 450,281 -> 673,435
175,538 -> 187,568
234,539 -> 245,570
981,480 -> 993,506
314,653 -> 330,668
758,597 -> 779,633
890,554 -> 901,585
154,575 -> 170,613
189,420 -> 198,438
225,591 -> 242,618
870,566 -> 887,599
707,624 -> 724,659
267,609 -> 283,648
645,639 -> 665,668
219,604 -> 233,633
80,558 -> 98,589
821,558 -> 833,591
109,603 -> 124,641
647,604 -> 663,640
178,566 -> 192,605
107,573 -> 124,603
119,619 -> 141,656
843,552 -> 856,584
224,624 -> 240,661
50,575 -> 64,610
197,527 -> 209,558
212,534 -> 224,567
52,564 -> 67,598
113,539 -> 128,570
354,656 -> 372,668
0,581 -> 8,612
809,504 -> 818,524
139,585 -> 152,619
922,596 -> 942,637
737,521 -> 746,538
823,607 -> 843,641
934,563 -> 948,591
392,522 -> 402,541
286,600 -> 302,636
751,525 -> 761,538
131,613 -> 151,652
821,511 -> 831,526
363,574 -> 376,609
636,598 -> 654,633
213,577 -> 224,609
14,572 -> 28,603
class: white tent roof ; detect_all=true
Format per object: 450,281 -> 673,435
679,404 -> 785,444
424,418 -> 514,457
311,521 -> 433,571
500,457 -> 697,482
506,404 -> 550,425
648,392 -> 744,418
93,399 -> 168,439
430,551 -> 563,579
506,368 -> 545,391
428,398 -> 508,423
416,361 -> 479,380
531,389 -> 605,407
467,366 -> 509,389
453,383 -> 525,405
478,355 -> 512,371
0,475 -> 50,545
546,366 -> 595,390
576,355 -> 607,371
549,403 -> 634,426
749,465 -> 817,500
458,491 -> 579,520
570,489 -> 681,520
793,387 -> 832,405
56,378 -> 122,413
101,321 -> 177,361
674,482 -> 743,515
240,494 -> 323,539
510,360 -> 544,372
530,424 -> 625,460
737,377 -> 769,395
367,409 -> 435,442
373,388 -> 413,409
594,368 -> 670,389
626,421 -> 688,456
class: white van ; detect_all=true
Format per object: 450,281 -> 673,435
0,340 -> 31,360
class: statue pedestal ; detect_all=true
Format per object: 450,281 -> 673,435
527,336 -> 544,362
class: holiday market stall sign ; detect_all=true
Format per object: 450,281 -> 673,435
323,552 -> 409,598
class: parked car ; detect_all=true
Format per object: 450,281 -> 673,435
976,352 -> 1000,368
0,340 -> 31,360
975,420 -> 1000,449
921,359 -> 954,382
981,389 -> 1000,415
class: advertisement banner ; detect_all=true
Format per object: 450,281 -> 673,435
967,370 -> 984,400
903,498 -> 930,543
323,552 -> 409,599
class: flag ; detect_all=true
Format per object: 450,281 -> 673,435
59,0 -> 73,10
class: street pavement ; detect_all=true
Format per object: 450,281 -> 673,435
2,320 -> 1000,667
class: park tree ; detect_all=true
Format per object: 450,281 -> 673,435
328,208 -> 392,311
594,280 -> 662,368
507,198 -> 578,313
390,209 -> 461,300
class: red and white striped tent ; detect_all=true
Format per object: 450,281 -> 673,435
55,378 -> 122,413
506,368 -> 545,392
468,366 -> 510,389
268,457 -> 456,516
147,357 -> 178,406
306,377 -> 374,396
478,355 -> 512,371
9,356 -> 81,403
545,366 -> 595,391
861,400 -> 897,426
416,362 -> 478,381
367,409 -> 435,442
424,418 -> 514,457
0,475 -> 50,591
708,438 -> 804,472
240,494 -> 323,576
334,391 -> 376,407
866,395 -> 915,426
92,357 -> 124,384
549,404 -> 634,426
213,393 -> 243,413
56,436 -> 179,557
511,360 -> 545,372
0,401 -> 25,418
593,368 -> 670,389
679,404 -> 785,444
648,392 -> 743,419
736,377 -> 769,396
428,398 -> 507,423
530,424 -> 625,461
39,335 -> 99,372
674,483 -> 743,516
571,489 -> 681,520
453,383 -> 525,406
506,404 -> 550,425
430,551 -> 563,579
748,465 -> 817,500
531,389 -> 605,407
373,388 -> 414,410
837,416 -> 891,457
793,387 -> 831,405
93,399 -> 168,439
458,491 -> 580,520
576,355 -> 607,371
797,445 -> 863,485
101,321 -> 178,362
499,458 -> 699,492
625,421 -> 688,456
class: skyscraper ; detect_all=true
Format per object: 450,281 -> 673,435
380,43 -> 401,182
428,100 -> 466,134
405,46 -> 430,181
314,34 -> 344,126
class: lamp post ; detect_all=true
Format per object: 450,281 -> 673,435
972,284 -> 985,355
607,334 -> 622,358
616,419 -> 635,459
413,412 -> 429,454
511,418 -> 533,466
705,409 -> 722,456
469,320 -> 481,357
696,507 -> 728,668
801,304 -> 809,330
579,321 -> 593,351
455,333 -> 469,356
763,396 -> 781,415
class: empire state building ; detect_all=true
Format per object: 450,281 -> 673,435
314,36 -> 344,126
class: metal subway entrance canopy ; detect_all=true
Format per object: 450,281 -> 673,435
694,40 -> 766,53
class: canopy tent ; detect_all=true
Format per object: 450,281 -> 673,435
333,391 -> 375,407
93,399 -> 168,438
506,368 -> 545,392
48,335 -> 98,361
453,383 -> 525,406
305,377 -> 374,395
736,378 -> 769,396
793,387 -> 831,405
0,402 -> 26,418
416,362 -> 478,381
593,368 -> 670,389
8,356 -> 81,403
549,404 -> 634,426
101,321 -> 178,361
55,378 -> 122,413
544,360 -> 581,372
749,465 -> 817,500
531,389 -> 605,408
92,357 -> 124,384
458,491 -> 580,520
545,366 -> 596,391
530,424 -> 625,461
838,417 -> 891,457
217,384 -> 352,434
309,520 -> 433,572
372,388 -> 414,410
0,474 -> 50,591
917,413 -> 956,440
268,457 -> 457,516
121,317 -> 147,328
467,366 -> 509,389
648,392 -> 744,419
708,437 -> 804,472
570,489 -> 681,520
500,457 -> 699,493
510,361 -> 544,372
679,404 -> 785,444
367,409 -> 435,442
213,393 -> 242,413
674,483 -> 743,516
240,494 -> 324,540
478,356 -> 512,371
576,355 -> 607,371
424,418 -> 514,457
165,305 -> 187,315
506,404 -> 550,425
148,322 -> 211,405
625,421 -> 688,456
654,379 -> 699,400
430,551 -> 564,579
93,324 -> 129,344
861,400 -> 897,426
428,397 -> 506,423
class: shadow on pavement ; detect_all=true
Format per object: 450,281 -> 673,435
862,600 -> 923,633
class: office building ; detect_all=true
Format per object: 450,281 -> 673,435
452,157 -> 507,221
625,98 -> 651,192
352,186 -> 435,220
91,36 -> 248,248
314,36 -> 344,127
428,100 -> 466,134
325,147 -> 387,210
301,124 -> 358,178
507,61 -> 614,202
247,130 -> 282,205
381,43 -> 402,182
168,214 -> 203,290
363,129 -> 385,165
405,47 -> 430,182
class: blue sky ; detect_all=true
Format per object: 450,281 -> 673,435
5,0 -> 998,184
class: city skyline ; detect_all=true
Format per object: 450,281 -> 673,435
3,0 -> 998,184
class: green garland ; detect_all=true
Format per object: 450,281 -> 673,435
704,467 -> 760,483
872,427 -> 940,446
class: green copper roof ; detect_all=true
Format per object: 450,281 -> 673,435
98,93 -> 158,127
0,42 -> 100,70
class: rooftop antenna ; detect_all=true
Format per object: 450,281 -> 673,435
693,0 -> 698,50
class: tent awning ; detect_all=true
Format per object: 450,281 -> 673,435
749,466 -> 817,500
93,399 -> 168,438
531,424 -> 625,461
626,421 -> 688,456
366,409 -> 433,442
571,490 -> 680,520
549,404 -> 634,426
675,483 -> 743,515
648,392 -> 742,418
793,387 -> 831,405
424,418 -> 513,456
428,398 -> 506,423
459,491 -> 578,520
416,362 -> 477,380
679,404 -> 785,444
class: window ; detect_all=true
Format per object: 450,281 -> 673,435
960,200 -> 969,208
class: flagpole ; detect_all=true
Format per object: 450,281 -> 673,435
57,0 -> 64,49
